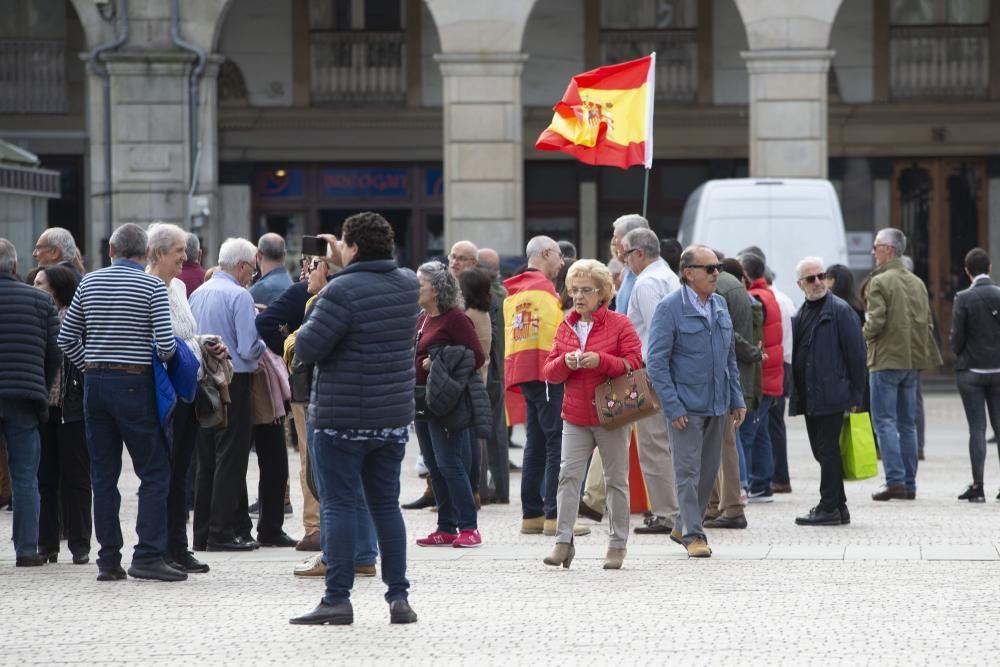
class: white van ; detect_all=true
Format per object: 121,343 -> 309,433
677,178 -> 848,308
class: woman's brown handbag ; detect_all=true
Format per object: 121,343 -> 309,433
593,360 -> 661,430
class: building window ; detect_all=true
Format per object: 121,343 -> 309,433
600,0 -> 698,103
889,0 -> 990,99
309,0 -> 405,104
0,1 -> 67,113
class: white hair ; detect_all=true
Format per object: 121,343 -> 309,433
612,214 -> 649,236
876,228 -> 906,256
147,222 -> 187,261
525,235 -> 557,259
217,237 -> 257,270
43,227 -> 79,263
607,258 -> 624,275
795,256 -> 825,276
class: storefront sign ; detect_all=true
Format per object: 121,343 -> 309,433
321,167 -> 410,199
425,167 -> 443,199
257,169 -> 305,198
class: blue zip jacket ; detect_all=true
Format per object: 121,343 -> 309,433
647,286 -> 745,420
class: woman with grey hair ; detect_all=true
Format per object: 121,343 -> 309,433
413,261 -> 486,548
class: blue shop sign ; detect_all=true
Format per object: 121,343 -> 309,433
257,169 -> 305,198
321,167 -> 410,199
425,167 -> 443,198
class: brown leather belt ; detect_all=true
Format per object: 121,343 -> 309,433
85,362 -> 151,375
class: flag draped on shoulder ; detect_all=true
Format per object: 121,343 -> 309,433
535,54 -> 656,170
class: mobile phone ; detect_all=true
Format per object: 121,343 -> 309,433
301,235 -> 327,257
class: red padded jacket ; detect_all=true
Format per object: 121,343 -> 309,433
543,304 -> 643,426
749,277 -> 784,397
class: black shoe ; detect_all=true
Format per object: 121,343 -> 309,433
236,534 -> 260,549
795,506 -> 842,526
127,558 -> 188,582
509,440 -> 523,449
578,500 -> 603,523
704,514 -> 748,529
633,516 -> 672,534
401,494 -> 435,510
206,539 -> 256,552
37,549 -> 58,564
71,552 -> 90,565
97,566 -> 127,581
958,484 -> 985,503
170,550 -> 211,573
258,532 -> 297,548
839,505 -> 851,525
15,553 -> 48,567
389,598 -> 418,624
289,599 -> 353,626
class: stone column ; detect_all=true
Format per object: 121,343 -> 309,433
742,49 -> 834,178
434,52 -> 528,255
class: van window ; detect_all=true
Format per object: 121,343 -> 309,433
678,184 -> 703,244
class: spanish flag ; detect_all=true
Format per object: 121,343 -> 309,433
535,54 -> 655,170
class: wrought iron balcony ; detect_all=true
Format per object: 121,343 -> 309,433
890,25 -> 990,99
310,31 -> 405,104
601,29 -> 698,103
0,39 -> 67,113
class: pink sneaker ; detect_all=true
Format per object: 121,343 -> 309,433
416,530 -> 457,547
452,529 -> 482,548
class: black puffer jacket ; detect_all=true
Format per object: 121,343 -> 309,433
295,259 -> 419,430
426,345 -> 492,439
0,274 -> 60,418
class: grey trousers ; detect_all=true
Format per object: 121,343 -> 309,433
668,414 -> 725,542
556,421 -> 630,548
634,412 -> 679,523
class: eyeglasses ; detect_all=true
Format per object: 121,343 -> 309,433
623,248 -> 640,258
685,263 -> 723,274
568,286 -> 598,296
872,243 -> 890,251
798,272 -> 826,284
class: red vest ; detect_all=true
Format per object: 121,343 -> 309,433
749,278 -> 784,397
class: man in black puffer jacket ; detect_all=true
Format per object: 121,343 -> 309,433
0,238 -> 60,567
289,212 -> 420,627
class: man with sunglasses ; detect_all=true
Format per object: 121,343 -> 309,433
788,257 -> 866,526
647,245 -> 746,558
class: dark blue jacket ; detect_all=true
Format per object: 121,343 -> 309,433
0,273 -> 60,419
789,293 -> 867,417
294,258 -> 419,430
256,280 -> 310,356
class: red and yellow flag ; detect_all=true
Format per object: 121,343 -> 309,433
535,54 -> 656,170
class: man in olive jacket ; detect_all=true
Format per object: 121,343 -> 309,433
865,228 -> 942,501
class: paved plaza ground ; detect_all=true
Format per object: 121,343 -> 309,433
4,392 -> 1000,665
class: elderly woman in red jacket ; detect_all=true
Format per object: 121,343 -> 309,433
542,259 -> 642,570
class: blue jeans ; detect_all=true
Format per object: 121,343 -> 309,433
310,429 -> 409,605
520,381 -> 564,519
870,369 -> 919,490
739,394 -> 774,494
415,419 -> 477,532
306,409 -> 377,565
84,369 -> 170,570
0,399 -> 41,556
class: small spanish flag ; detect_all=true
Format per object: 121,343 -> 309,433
535,54 -> 655,170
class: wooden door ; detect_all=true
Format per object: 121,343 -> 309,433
891,158 -> 988,364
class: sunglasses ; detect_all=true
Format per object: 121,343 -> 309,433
799,272 -> 826,284
686,263 -> 723,274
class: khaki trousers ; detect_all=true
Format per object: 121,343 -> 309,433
292,402 -> 320,535
634,413 -> 679,523
557,422 -> 630,548
708,417 -> 744,519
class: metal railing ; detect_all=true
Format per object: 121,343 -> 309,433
0,39 -> 67,113
890,25 -> 990,99
310,31 -> 405,104
601,29 -> 698,103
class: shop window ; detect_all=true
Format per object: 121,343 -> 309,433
889,0 -> 990,99
600,0 -> 697,103
525,162 -> 580,250
309,0 -> 405,104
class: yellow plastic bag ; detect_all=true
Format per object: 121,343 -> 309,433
839,412 -> 879,481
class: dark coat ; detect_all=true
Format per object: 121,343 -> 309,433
0,274 -> 61,418
789,294 -> 867,417
950,276 -> 1000,371
256,280 -> 310,356
426,345 -> 492,439
294,259 -> 420,430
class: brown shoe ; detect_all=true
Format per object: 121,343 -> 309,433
872,483 -> 906,501
354,564 -> 376,577
669,526 -> 684,546
686,538 -> 712,558
293,553 -> 325,577
578,500 -> 603,522
543,518 -> 591,537
296,532 -> 321,552
520,516 -> 545,534
771,482 -> 792,494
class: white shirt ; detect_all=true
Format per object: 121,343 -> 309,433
627,258 -> 681,357
572,319 -> 593,351
773,286 -> 794,364
684,284 -> 713,325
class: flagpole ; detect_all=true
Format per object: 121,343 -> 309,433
642,167 -> 650,219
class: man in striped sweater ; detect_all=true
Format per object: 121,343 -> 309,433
58,223 -> 185,583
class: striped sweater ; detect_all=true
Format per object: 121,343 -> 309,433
58,258 -> 176,368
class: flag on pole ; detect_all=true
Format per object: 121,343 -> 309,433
535,54 -> 656,170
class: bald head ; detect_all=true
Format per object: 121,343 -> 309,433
477,248 -> 500,276
448,240 -> 479,277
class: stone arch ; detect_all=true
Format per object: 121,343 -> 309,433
424,0 -> 538,53
733,0 -> 843,51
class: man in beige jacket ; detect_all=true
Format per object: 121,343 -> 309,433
864,228 -> 942,501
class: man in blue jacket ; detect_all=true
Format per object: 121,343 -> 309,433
289,212 -> 419,626
647,245 -> 746,559
789,257 -> 866,526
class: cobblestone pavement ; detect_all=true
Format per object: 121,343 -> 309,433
5,393 -> 1000,665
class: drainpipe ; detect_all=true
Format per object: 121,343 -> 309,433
169,0 -> 207,200
86,0 -> 129,259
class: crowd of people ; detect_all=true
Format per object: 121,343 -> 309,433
1,210 -> 998,626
